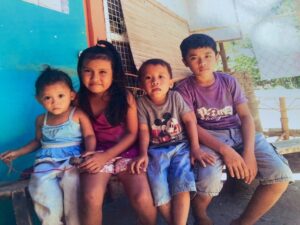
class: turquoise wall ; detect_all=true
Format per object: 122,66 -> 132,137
0,1 -> 87,223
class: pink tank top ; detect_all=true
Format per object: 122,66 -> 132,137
92,113 -> 138,158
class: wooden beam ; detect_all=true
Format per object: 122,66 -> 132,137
83,0 -> 107,46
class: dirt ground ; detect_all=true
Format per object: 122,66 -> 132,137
102,153 -> 300,225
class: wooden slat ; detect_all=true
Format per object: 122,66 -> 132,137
272,139 -> 300,155
12,190 -> 33,225
0,180 -> 29,198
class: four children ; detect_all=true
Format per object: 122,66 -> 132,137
0,35 -> 294,225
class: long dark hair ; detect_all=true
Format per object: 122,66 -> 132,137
77,40 -> 128,125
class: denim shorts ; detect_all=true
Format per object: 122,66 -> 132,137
195,128 -> 294,197
147,141 -> 196,206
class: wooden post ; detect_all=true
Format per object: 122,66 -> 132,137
279,97 -> 289,140
218,42 -> 230,73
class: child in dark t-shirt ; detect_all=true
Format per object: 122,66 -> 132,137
130,58 -> 215,225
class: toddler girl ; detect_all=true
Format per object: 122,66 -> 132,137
1,66 -> 96,225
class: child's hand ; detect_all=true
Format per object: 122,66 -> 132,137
221,145 -> 249,179
242,152 -> 257,184
79,151 -> 109,173
129,155 -> 148,174
191,149 -> 215,167
0,151 -> 19,164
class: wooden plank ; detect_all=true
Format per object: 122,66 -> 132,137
120,0 -> 190,80
12,190 -> 33,225
0,180 -> 29,198
272,139 -> 300,155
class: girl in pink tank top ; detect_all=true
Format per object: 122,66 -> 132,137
77,40 -> 157,225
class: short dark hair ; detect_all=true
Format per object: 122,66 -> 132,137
180,34 -> 218,59
138,58 -> 173,81
35,66 -> 74,96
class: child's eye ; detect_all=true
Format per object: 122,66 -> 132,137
82,68 -> 92,74
43,96 -> 51,101
58,94 -> 65,98
144,76 -> 151,80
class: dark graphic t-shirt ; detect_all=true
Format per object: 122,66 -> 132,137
137,91 -> 192,147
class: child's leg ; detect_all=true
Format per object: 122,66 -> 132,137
79,171 -> 111,225
147,147 -> 173,223
158,203 -> 172,224
168,142 -> 196,225
28,162 -> 64,225
192,194 -> 213,225
60,164 -> 80,225
118,171 -> 157,225
231,182 -> 289,225
231,133 -> 293,225
192,144 -> 223,225
172,192 -> 190,225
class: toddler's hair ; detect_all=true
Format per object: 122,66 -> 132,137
138,58 -> 173,81
180,33 -> 218,59
35,66 -> 74,96
77,40 -> 128,125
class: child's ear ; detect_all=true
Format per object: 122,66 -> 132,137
169,79 -> 174,89
70,91 -> 76,100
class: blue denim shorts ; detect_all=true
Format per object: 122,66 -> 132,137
147,141 -> 196,206
195,129 -> 294,197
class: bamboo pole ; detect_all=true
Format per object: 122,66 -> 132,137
218,42 -> 230,73
279,97 -> 289,140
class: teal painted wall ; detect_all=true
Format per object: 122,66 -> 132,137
0,1 -> 88,223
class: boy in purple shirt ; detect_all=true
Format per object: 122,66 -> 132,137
176,34 -> 294,225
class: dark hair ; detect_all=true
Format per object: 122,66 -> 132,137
35,66 -> 74,96
138,58 -> 173,81
180,34 -> 218,59
77,40 -> 128,125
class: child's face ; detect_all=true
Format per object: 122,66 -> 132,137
81,59 -> 113,95
37,82 -> 75,115
141,64 -> 173,104
183,47 -> 218,78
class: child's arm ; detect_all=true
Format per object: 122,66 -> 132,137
129,123 -> 150,174
76,109 -> 96,153
182,111 -> 215,167
0,116 -> 42,163
196,125 -> 249,179
80,92 -> 138,173
236,102 -> 256,184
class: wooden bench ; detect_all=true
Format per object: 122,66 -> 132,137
1,139 -> 300,225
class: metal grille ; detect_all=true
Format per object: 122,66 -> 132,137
112,41 -> 136,74
107,0 -> 126,34
107,0 -> 141,94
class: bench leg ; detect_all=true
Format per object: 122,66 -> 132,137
12,190 -> 33,225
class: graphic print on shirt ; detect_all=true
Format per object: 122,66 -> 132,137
151,112 -> 182,144
196,106 -> 233,121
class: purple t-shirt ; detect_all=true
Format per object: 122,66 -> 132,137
176,72 -> 247,130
